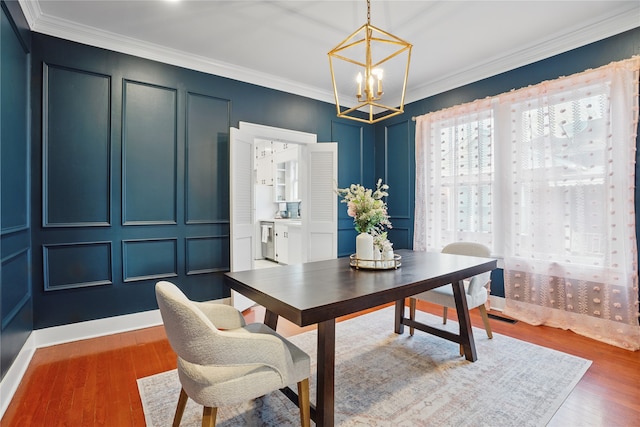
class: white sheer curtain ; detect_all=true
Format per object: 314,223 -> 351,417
414,57 -> 640,349
414,98 -> 495,252
501,59 -> 640,349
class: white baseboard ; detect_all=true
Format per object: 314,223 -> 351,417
489,295 -> 505,312
33,308 -> 164,348
0,333 -> 36,420
0,297 -> 230,419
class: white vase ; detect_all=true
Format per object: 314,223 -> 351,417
373,248 -> 381,267
382,249 -> 394,268
355,232 -> 374,265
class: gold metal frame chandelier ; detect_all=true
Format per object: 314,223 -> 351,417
328,0 -> 412,124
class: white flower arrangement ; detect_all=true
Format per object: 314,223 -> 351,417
337,179 -> 392,250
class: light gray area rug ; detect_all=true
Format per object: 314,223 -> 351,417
138,307 -> 591,426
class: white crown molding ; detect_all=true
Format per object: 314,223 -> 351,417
18,0 -> 336,105
405,6 -> 640,105
16,0 -> 39,29
18,1 -> 639,110
19,1 -> 638,110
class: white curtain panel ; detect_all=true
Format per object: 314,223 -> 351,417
414,97 -> 495,252
414,57 -> 640,350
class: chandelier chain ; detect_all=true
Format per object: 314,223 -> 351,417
367,0 -> 371,25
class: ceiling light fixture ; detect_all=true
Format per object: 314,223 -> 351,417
328,0 -> 412,124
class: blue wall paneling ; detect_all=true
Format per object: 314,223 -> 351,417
0,0 -> 31,381
43,64 -> 111,227
29,32 -> 369,330
122,80 -> 177,225
185,93 -> 230,224
376,119 -> 413,250
331,120 -> 375,256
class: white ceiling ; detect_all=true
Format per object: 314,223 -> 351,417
17,0 -> 640,109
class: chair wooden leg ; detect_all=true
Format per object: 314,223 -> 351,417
173,387 -> 188,427
297,378 -> 311,427
202,406 -> 217,427
478,305 -> 493,339
409,298 -> 416,336
442,307 -> 448,324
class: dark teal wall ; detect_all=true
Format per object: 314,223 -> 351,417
373,27 -> 640,297
29,33 -> 373,329
1,0 -> 31,380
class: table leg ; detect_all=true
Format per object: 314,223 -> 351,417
394,299 -> 405,334
264,309 -> 279,330
452,279 -> 477,362
316,319 -> 335,427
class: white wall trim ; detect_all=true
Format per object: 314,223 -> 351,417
33,309 -> 163,349
16,0 -> 335,105
17,0 -> 639,108
407,7 -> 640,104
0,297 -> 230,419
490,295 -> 506,312
239,121 -> 317,144
0,333 -> 36,420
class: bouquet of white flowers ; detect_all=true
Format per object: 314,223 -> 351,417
337,179 -> 392,235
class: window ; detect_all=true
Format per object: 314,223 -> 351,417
414,57 -> 640,349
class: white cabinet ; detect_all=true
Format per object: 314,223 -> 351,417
274,221 -> 303,265
256,156 -> 273,185
274,162 -> 287,201
287,224 -> 302,265
255,140 -> 273,185
274,222 -> 289,264
274,145 -> 299,202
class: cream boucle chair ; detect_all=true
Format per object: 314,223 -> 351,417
409,242 -> 493,343
155,281 -> 311,427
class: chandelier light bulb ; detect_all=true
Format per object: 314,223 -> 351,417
373,68 -> 383,95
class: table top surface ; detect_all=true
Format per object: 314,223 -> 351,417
224,249 -> 497,327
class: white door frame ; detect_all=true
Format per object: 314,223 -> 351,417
230,122 -> 317,311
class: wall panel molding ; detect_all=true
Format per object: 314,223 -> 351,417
1,248 -> 31,329
1,7 -> 30,235
1,225 -> 29,237
122,80 -> 177,226
332,120 -> 365,185
388,226 -> 411,250
384,120 -> 412,220
42,63 -> 111,227
122,238 -> 178,282
185,92 -> 230,225
185,235 -> 229,275
43,242 -> 113,291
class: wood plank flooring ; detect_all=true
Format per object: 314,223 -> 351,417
1,301 -> 638,426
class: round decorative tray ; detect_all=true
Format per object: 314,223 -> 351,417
349,254 -> 402,270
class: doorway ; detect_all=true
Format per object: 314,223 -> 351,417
229,122 -> 338,310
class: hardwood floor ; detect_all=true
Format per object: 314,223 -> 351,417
2,301 -> 638,426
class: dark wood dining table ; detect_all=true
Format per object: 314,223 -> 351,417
224,249 -> 497,427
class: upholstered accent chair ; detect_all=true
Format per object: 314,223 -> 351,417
409,242 -> 493,344
155,280 -> 311,427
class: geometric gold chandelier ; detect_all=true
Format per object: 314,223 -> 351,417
328,0 -> 412,124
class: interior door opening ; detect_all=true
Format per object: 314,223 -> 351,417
230,122 -> 337,311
